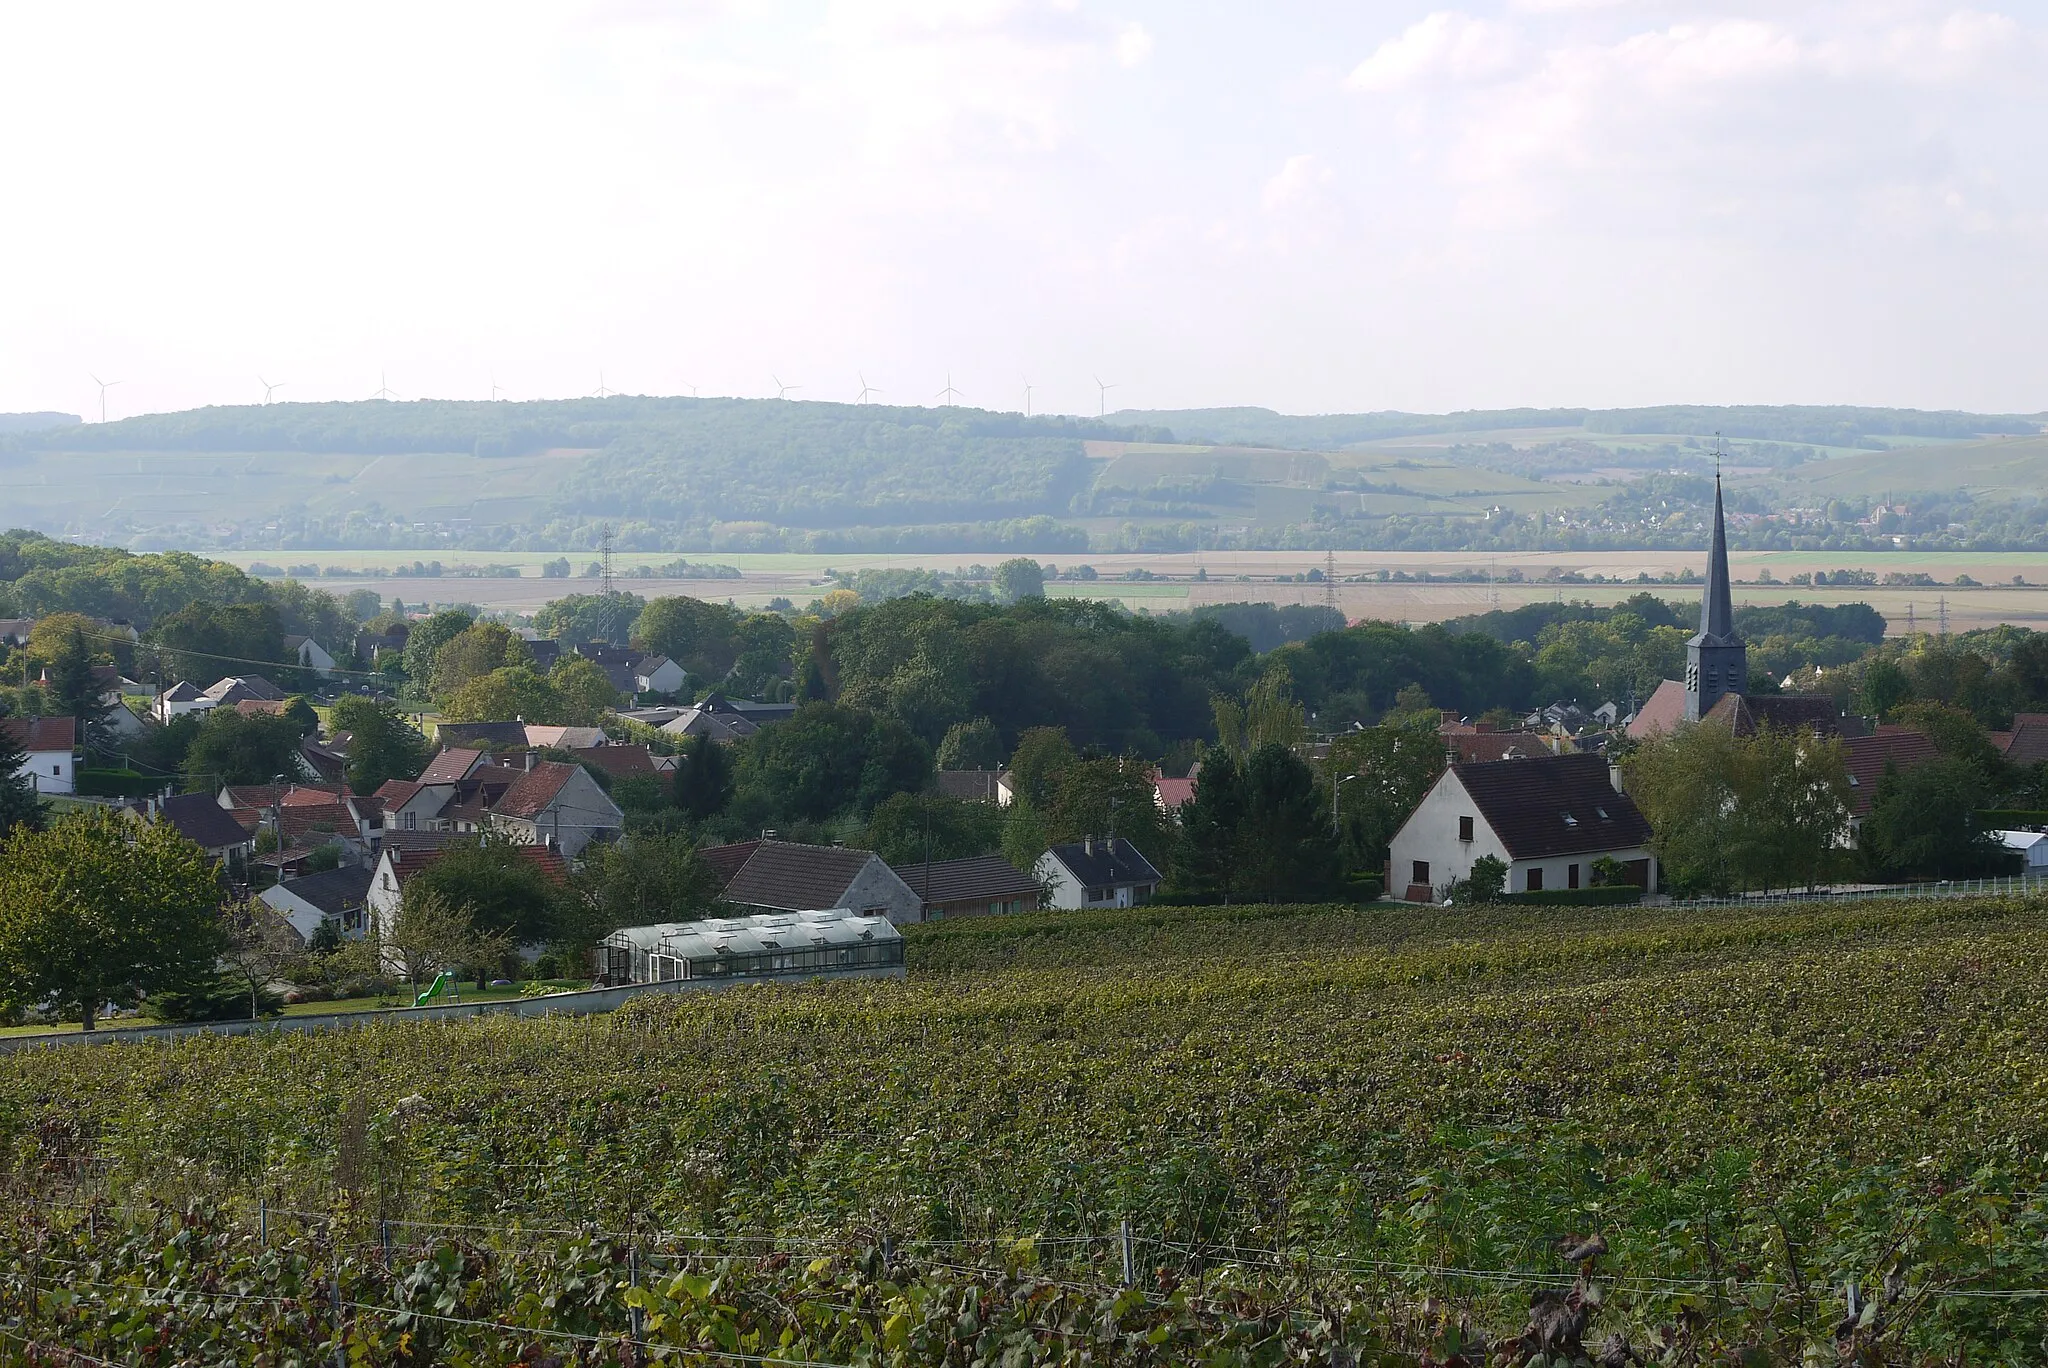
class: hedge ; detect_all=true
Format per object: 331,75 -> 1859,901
75,768 -> 153,798
1977,810 -> 2048,829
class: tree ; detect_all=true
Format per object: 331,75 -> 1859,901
0,718 -> 49,839
404,832 -> 562,946
183,707 -> 306,791
861,792 -> 1006,866
550,655 -> 621,725
329,694 -> 430,791
1000,797 -> 1051,873
431,622 -> 530,700
1322,718 -> 1446,878
728,613 -> 797,697
672,733 -> 734,821
441,666 -> 563,724
535,592 -> 644,645
731,701 -> 931,824
1860,756 -> 2017,881
220,897 -> 300,1021
1230,743 -> 1336,903
148,601 -> 285,688
1005,726 -> 1077,809
386,887 -> 510,992
633,596 -> 741,679
1170,746 -> 1243,900
37,620 -> 114,751
993,558 -> 1045,604
280,695 -> 320,737
1461,854 -> 1508,904
564,833 -> 723,946
0,809 -> 227,1030
1212,670 -> 1307,760
401,609 -> 477,692
935,717 -> 1003,771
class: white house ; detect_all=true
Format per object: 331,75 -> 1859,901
1387,752 -> 1657,901
155,681 -> 215,722
631,654 -> 687,696
486,759 -> 624,860
1998,830 -> 2048,874
261,866 -> 374,943
2,716 -> 76,795
283,635 -> 338,678
1034,837 -> 1161,909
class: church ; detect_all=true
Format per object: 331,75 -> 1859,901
1626,473 -> 1845,740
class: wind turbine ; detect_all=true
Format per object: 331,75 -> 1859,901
856,373 -> 882,405
371,372 -> 400,401
89,374 -> 122,423
1022,377 -> 1033,417
935,373 -> 962,407
591,372 -> 616,399
259,377 -> 286,405
1093,375 -> 1117,418
681,382 -> 699,398
772,375 -> 801,400
490,375 -> 504,401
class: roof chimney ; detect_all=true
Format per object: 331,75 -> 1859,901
525,751 -> 537,772
1083,835 -> 1093,855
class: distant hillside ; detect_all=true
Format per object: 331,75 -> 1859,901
0,411 -> 80,434
1123,404 -> 2042,451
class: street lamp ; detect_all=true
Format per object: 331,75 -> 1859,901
1332,772 -> 1363,836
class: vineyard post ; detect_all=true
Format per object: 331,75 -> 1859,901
381,1219 -> 392,1265
331,1268 -> 346,1368
1121,1218 -> 1134,1288
259,1198 -> 267,1246
629,1246 -> 645,1342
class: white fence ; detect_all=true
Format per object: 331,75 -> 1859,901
1662,872 -> 2048,910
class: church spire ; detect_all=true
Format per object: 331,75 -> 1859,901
1700,465 -> 1734,643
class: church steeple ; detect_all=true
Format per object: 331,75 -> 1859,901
1685,459 -> 1746,722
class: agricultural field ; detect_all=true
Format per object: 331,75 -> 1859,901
4,896 -> 2048,1360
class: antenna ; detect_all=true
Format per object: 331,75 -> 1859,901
1938,595 -> 1949,639
772,375 -> 801,400
371,371 -> 400,401
600,523 -> 615,599
856,373 -> 882,405
935,373 -> 962,407
89,373 -> 122,423
591,372 -> 616,399
1489,557 -> 1500,611
1324,550 -> 1337,614
1906,602 -> 1916,634
1022,378 -> 1033,417
259,377 -> 286,405
1093,375 -> 1117,418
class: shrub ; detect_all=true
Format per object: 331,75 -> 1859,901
75,768 -> 151,798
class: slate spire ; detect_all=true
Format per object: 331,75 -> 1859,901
1699,467 -> 1734,643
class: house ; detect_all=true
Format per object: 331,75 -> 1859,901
1446,731 -> 1554,763
1842,728 -> 1942,842
524,724 -> 607,750
155,681 -> 213,722
705,695 -> 796,725
156,792 -> 258,865
631,655 -> 686,695
1387,752 -> 1656,902
707,838 -> 926,924
1625,679 -> 1689,741
434,721 -> 528,753
660,708 -> 759,744
524,638 -> 562,673
355,624 -> 410,665
597,909 -> 905,987
261,866 -> 374,942
572,743 -> 657,783
934,769 -> 1013,805
1993,714 -> 2048,767
1033,837 -> 1161,910
487,759 -> 624,859
0,618 -> 33,647
1151,766 -> 1198,814
1700,691 -> 1854,738
1997,829 -> 2048,873
203,675 -> 287,707
282,635 -> 337,677
889,854 -> 1041,919
365,838 -> 568,943
2,715 -> 76,796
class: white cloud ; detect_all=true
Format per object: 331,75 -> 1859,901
1348,12 -> 1517,93
1261,153 -> 1334,215
1115,21 -> 1153,67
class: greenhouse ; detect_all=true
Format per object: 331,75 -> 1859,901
597,908 -> 905,986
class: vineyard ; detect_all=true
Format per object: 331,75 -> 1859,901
4,897 -> 2048,1362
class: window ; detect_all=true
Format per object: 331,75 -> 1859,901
1458,815 -> 1474,842
1527,867 -> 1544,892
1567,863 -> 1580,890
404,811 -> 417,831
1562,813 -> 1578,827
1411,860 -> 1430,887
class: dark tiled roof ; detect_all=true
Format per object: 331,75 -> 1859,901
435,721 -> 527,752
275,866 -> 373,916
2001,714 -> 2048,766
278,803 -> 357,844
1843,729 -> 1942,816
700,839 -> 761,888
1452,753 -> 1651,861
158,793 -> 254,851
1,716 -> 76,752
382,830 -> 466,856
1447,731 -> 1552,763
159,682 -> 203,702
492,761 -> 578,820
890,854 -> 1040,905
419,748 -> 486,784
1152,776 -> 1198,810
1701,691 -> 1844,738
1045,839 -> 1161,888
933,769 -> 1005,802
575,744 -> 655,780
204,675 -> 285,703
723,841 -> 879,911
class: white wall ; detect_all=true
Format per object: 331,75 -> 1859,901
1387,770 -> 1509,901
18,748 -> 74,796
839,857 -> 925,925
491,767 -> 623,859
1034,852 -> 1087,908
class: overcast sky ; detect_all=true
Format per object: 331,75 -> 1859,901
2,1 -> 2043,422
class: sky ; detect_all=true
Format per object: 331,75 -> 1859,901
2,0 -> 2044,422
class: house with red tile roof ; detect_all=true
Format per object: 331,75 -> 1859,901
2,715 -> 77,796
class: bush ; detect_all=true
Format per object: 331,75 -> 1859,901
143,974 -> 284,1022
1976,810 -> 2048,829
75,768 -> 152,798
1504,886 -> 1644,907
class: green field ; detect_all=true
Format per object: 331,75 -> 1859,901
4,895 -> 2047,1359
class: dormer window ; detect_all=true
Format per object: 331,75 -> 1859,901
1562,813 -> 1578,827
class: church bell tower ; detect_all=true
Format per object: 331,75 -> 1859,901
1686,469 -> 1746,722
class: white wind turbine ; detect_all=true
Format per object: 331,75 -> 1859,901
935,373 -> 963,407
371,372 -> 401,401
1094,375 -> 1117,418
259,377 -> 286,404
90,373 -> 122,423
856,373 -> 882,404
772,375 -> 801,400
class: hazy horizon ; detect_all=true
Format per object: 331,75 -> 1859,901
4,1 -> 2043,423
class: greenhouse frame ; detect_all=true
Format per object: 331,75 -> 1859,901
597,908 -> 905,986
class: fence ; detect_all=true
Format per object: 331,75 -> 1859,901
1662,871 -> 2048,910
0,960 -> 907,1055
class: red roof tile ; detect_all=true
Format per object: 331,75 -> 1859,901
418,748 -> 486,784
1,716 -> 76,752
1843,729 -> 1942,816
1624,680 -> 1688,740
491,761 -> 578,820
